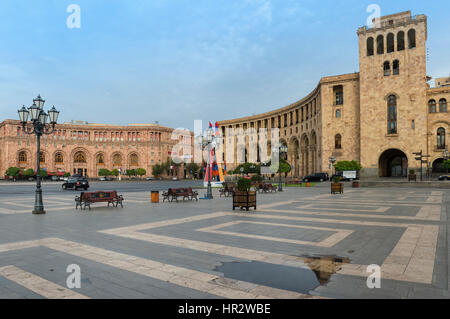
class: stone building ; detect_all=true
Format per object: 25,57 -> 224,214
0,120 -> 193,179
218,11 -> 449,178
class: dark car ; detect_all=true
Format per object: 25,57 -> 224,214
303,173 -> 329,182
438,174 -> 450,181
62,177 -> 89,190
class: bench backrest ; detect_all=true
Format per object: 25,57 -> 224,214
82,191 -> 117,200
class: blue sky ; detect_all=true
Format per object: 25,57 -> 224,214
0,0 -> 449,130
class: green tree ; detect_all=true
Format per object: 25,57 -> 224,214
334,160 -> 362,172
64,172 -> 71,178
111,169 -> 119,177
98,168 -> 111,177
443,160 -> 450,172
261,159 -> 291,174
232,163 -> 261,175
39,169 -> 48,178
136,168 -> 146,177
125,169 -> 136,176
23,169 -> 34,178
6,167 -> 21,178
152,164 -> 164,177
185,163 -> 200,177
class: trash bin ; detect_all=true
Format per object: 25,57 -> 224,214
151,191 -> 159,203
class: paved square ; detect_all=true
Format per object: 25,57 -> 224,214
0,184 -> 449,299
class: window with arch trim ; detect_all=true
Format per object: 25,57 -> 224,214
335,134 -> 342,149
74,151 -> 87,163
130,153 -> 138,166
387,95 -> 397,134
113,154 -> 122,166
367,37 -> 374,56
439,99 -> 447,113
437,128 -> 446,150
383,61 -> 391,76
19,151 -> 27,163
393,60 -> 400,75
336,109 -> 341,118
408,29 -> 416,49
397,31 -> 405,51
387,33 -> 395,53
428,100 -> 437,113
96,154 -> 105,165
55,152 -> 64,164
377,35 -> 384,54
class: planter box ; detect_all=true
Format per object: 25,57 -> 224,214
352,181 -> 359,188
233,190 -> 257,211
331,183 -> 343,194
408,174 -> 417,182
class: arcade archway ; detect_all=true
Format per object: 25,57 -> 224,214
379,149 -> 408,177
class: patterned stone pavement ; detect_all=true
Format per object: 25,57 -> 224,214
0,184 -> 448,299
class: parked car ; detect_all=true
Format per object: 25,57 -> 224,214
303,173 -> 329,182
62,177 -> 89,190
438,174 -> 450,181
172,177 -> 179,181
51,176 -> 60,181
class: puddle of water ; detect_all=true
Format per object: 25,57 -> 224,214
302,255 -> 351,285
215,255 -> 350,294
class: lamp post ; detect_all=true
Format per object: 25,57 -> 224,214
328,156 -> 337,179
18,95 -> 60,214
278,144 -> 288,192
200,126 -> 222,199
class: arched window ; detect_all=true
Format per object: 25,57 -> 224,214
393,60 -> 400,75
367,37 -> 374,56
335,134 -> 342,149
96,154 -> 105,165
429,100 -> 436,113
437,128 -> 446,150
74,151 -> 87,163
55,152 -> 64,164
408,29 -> 416,49
387,33 -> 395,53
377,35 -> 384,54
439,99 -> 447,113
397,31 -> 405,51
130,154 -> 138,166
18,151 -> 27,163
336,109 -> 341,118
39,152 -> 45,164
387,95 -> 397,134
113,154 -> 122,166
383,61 -> 391,76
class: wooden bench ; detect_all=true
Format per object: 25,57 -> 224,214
257,182 -> 277,193
219,182 -> 236,197
75,191 -> 124,211
162,188 -> 198,202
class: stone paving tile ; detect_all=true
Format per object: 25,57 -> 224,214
0,186 -> 448,298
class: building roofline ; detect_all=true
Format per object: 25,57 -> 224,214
218,72 -> 359,125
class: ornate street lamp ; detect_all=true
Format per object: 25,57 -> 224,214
18,96 -> 60,214
200,127 -> 217,199
278,144 -> 288,192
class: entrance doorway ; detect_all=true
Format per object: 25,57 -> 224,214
379,149 -> 408,177
432,158 -> 445,174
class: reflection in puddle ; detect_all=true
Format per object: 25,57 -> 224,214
302,255 -> 351,285
214,255 -> 350,294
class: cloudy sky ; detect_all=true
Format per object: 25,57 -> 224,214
0,0 -> 448,130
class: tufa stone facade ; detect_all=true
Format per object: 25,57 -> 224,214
218,10 -> 449,178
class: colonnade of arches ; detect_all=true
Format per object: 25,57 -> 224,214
16,148 -> 141,177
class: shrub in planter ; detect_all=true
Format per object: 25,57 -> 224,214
408,169 -> 416,182
331,175 -> 343,194
237,178 -> 252,191
233,178 -> 256,211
